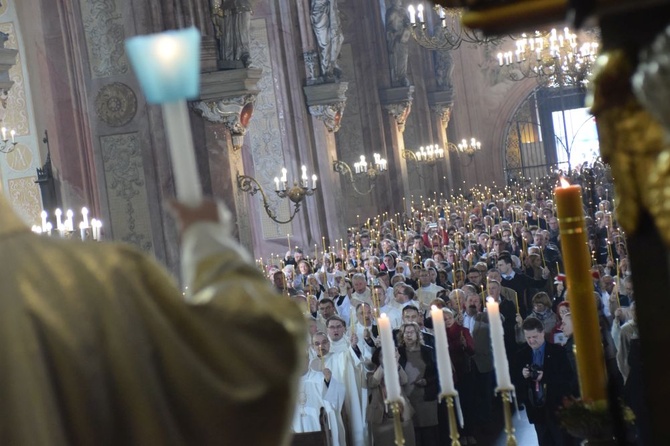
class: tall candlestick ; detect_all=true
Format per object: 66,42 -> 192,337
430,306 -> 457,395
486,297 -> 514,389
555,179 -> 607,402
377,314 -> 402,401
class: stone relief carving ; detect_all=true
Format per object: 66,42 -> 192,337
309,102 -> 345,133
95,82 -> 137,127
80,0 -> 129,78
100,133 -> 153,252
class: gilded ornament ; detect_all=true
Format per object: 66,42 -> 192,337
588,49 -> 670,246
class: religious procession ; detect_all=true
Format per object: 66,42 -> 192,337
274,167 -> 639,446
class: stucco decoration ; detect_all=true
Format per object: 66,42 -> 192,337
95,82 -> 137,127
100,133 -> 153,251
7,176 -> 41,225
80,0 -> 129,78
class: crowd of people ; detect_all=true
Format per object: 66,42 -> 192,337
270,180 -> 643,446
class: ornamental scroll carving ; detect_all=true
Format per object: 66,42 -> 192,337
384,101 -> 412,133
308,102 -> 345,133
193,94 -> 256,149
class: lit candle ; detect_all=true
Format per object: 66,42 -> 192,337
430,306 -> 457,395
125,28 -> 202,205
1,127 -> 5,140
55,208 -> 63,230
486,297 -> 514,389
555,179 -> 607,402
79,221 -> 87,241
408,5 -> 416,24
66,209 -> 74,231
377,313 -> 402,401
274,177 -> 280,191
81,207 -> 89,228
40,210 -> 48,232
312,174 -> 317,189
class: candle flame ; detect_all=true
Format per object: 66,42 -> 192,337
559,177 -> 571,188
486,296 -> 494,303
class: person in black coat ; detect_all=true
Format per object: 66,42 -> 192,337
513,317 -> 574,446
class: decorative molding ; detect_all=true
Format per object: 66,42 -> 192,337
379,86 -> 415,133
95,82 -> 137,127
79,0 -> 129,78
430,104 -> 453,127
428,88 -> 455,129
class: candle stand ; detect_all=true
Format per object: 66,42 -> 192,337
498,388 -> 517,446
440,393 -> 461,446
390,400 -> 405,446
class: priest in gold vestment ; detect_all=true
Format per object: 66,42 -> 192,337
0,195 -> 305,445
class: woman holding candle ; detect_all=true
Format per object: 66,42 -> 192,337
398,322 -> 440,446
443,307 -> 477,443
366,346 -> 416,446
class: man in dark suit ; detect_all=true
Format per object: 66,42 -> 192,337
513,317 -> 574,446
498,252 -> 549,317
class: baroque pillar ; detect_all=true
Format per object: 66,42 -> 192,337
428,88 -> 455,194
192,68 -> 262,250
379,86 -> 414,214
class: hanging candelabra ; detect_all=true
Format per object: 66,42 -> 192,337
32,207 -> 104,241
497,27 -> 600,87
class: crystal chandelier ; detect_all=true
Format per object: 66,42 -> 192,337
407,3 -> 499,50
497,27 -> 600,87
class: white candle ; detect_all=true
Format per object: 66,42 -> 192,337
430,306 -> 457,395
486,297 -> 514,390
162,100 -> 202,205
408,5 -> 416,24
274,177 -> 280,191
81,207 -> 89,228
378,313 -> 402,401
311,174 -> 317,189
10,129 -> 15,143
1,127 -> 6,141
45,222 -> 52,236
79,221 -> 87,241
66,209 -> 74,231
55,208 -> 63,230
40,210 -> 48,232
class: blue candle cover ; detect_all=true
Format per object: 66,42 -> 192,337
125,27 -> 201,104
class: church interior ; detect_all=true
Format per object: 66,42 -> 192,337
4,0 -> 670,444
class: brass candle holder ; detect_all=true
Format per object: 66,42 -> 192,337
499,388 -> 518,446
389,400 -> 405,446
440,393 -> 461,446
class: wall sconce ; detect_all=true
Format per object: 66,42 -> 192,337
0,126 -> 17,153
402,143 -> 445,166
237,165 -> 317,224
333,153 -> 387,195
450,138 -> 481,165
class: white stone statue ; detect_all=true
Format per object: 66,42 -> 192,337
386,0 -> 411,87
212,0 -> 252,69
310,0 -> 344,82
